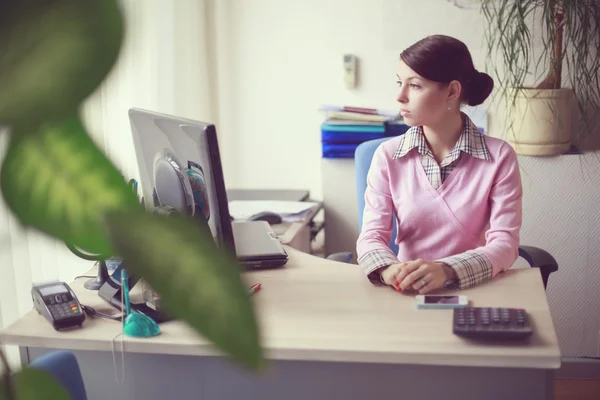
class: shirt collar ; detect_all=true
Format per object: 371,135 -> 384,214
392,112 -> 491,161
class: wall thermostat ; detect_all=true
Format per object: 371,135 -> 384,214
343,54 -> 357,89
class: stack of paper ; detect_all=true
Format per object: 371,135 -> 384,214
228,200 -> 319,222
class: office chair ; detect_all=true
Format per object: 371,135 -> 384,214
355,137 -> 559,289
29,350 -> 87,400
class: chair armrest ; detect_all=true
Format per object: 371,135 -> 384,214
518,246 -> 559,289
326,252 -> 353,263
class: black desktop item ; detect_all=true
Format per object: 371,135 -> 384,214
452,307 -> 533,340
32,281 -> 85,330
97,262 -> 172,323
127,108 -> 288,269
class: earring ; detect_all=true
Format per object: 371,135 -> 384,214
447,105 -> 451,111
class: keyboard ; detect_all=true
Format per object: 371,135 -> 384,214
453,307 -> 533,340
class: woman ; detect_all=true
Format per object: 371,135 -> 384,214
356,35 -> 522,294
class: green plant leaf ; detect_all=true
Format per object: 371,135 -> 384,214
0,0 -> 124,128
105,210 -> 264,370
0,114 -> 141,257
13,368 -> 70,400
0,379 -> 8,400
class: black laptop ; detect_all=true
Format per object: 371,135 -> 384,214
128,108 -> 288,269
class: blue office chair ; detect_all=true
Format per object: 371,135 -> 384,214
29,350 -> 87,400
355,137 -> 559,289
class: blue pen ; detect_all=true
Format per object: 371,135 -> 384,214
122,269 -> 131,317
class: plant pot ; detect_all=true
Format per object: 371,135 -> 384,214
506,88 -> 573,156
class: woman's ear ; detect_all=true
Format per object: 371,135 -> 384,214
447,80 -> 462,102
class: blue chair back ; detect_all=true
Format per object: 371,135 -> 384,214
355,137 -> 399,255
30,350 -> 87,400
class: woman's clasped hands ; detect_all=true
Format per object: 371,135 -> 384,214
380,259 -> 456,294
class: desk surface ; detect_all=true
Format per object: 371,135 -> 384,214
0,248 -> 560,370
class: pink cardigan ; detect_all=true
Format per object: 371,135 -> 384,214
356,134 -> 522,279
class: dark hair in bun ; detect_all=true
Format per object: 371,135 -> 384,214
400,35 -> 494,106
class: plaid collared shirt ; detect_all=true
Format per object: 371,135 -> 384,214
392,113 -> 491,189
360,113 -> 494,290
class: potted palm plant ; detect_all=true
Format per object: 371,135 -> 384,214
481,0 -> 600,155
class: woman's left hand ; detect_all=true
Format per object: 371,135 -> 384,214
395,259 -> 456,294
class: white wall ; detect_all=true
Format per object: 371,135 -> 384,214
223,0 -> 490,199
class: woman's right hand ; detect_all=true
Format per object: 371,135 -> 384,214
380,263 -> 406,288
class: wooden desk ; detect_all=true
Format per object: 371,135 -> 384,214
1,248 -> 560,400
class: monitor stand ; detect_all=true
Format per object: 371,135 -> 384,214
84,260 -> 109,290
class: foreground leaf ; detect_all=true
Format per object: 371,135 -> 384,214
0,378 -> 8,400
106,210 -> 264,370
13,368 -> 70,400
0,0 -> 124,127
0,114 -> 140,257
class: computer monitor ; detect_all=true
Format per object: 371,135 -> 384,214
128,108 -> 236,255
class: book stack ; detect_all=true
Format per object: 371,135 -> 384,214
320,105 -> 409,158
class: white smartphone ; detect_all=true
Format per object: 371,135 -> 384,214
415,295 -> 468,309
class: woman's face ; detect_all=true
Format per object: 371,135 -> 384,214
396,61 -> 453,127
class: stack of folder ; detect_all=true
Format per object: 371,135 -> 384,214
320,105 -> 409,158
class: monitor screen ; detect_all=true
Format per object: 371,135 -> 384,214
128,108 -> 236,254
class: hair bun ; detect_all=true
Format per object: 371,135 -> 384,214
467,71 -> 494,106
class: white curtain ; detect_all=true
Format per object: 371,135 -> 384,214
0,0 -> 231,370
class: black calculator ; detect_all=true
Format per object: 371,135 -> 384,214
453,307 -> 533,340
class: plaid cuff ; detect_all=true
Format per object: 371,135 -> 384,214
358,249 -> 399,285
436,251 -> 493,290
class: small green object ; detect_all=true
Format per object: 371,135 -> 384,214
121,268 -> 160,338
123,312 -> 161,338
